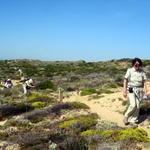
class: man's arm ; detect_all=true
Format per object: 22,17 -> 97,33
143,81 -> 148,96
27,82 -> 35,88
123,78 -> 128,98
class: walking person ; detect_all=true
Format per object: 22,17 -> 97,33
123,58 -> 148,126
20,78 -> 34,95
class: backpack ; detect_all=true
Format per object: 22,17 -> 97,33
20,78 -> 30,82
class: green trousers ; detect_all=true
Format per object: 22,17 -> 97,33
124,92 -> 141,123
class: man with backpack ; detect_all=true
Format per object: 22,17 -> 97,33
20,78 -> 34,95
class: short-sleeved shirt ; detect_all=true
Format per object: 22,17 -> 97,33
25,79 -> 33,86
125,67 -> 147,87
4,82 -> 13,88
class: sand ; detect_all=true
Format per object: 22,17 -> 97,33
63,86 -> 150,137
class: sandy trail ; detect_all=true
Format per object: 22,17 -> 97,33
64,90 -> 126,127
63,89 -> 150,137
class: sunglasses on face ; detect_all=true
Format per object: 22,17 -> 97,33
134,64 -> 140,67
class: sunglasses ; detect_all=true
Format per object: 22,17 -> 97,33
134,64 -> 140,67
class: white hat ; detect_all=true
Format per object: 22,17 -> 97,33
28,79 -> 33,84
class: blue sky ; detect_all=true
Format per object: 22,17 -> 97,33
0,0 -> 150,61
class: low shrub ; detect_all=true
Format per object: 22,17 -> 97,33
51,102 -> 72,114
31,102 -> 46,109
58,114 -> 98,133
17,130 -> 49,147
22,109 -> 52,122
0,103 -> 33,118
81,128 -> 149,142
4,119 -> 31,128
71,102 -> 89,109
27,92 -> 55,105
106,83 -> 118,88
22,102 -> 75,121
27,92 -> 50,101
80,88 -> 97,96
118,128 -> 149,142
56,136 -> 88,150
96,120 -> 119,130
36,80 -> 55,90
18,103 -> 32,110
98,89 -> 113,94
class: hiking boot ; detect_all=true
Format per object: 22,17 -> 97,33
129,122 -> 138,128
123,117 -> 129,125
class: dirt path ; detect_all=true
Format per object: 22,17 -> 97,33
63,90 -> 126,127
63,89 -> 150,137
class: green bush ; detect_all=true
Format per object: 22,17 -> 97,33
27,92 -> 53,104
36,80 -> 55,90
58,114 -> 98,133
81,128 -> 149,142
80,88 -> 97,96
98,89 -> 113,94
28,94 -> 49,102
80,129 -> 102,136
81,129 -> 119,142
107,83 -> 118,88
31,102 -> 46,108
118,128 -> 149,142
71,102 -> 90,109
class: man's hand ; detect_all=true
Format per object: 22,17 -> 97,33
123,90 -> 127,98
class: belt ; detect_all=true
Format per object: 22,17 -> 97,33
128,86 -> 143,102
128,86 -> 143,88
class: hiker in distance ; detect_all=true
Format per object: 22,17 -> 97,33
20,78 -> 35,95
18,69 -> 34,95
1,79 -> 13,88
123,58 -> 148,126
